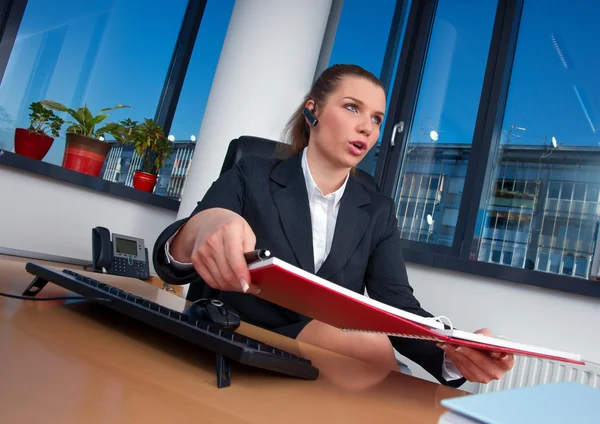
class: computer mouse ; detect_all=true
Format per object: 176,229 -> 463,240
183,299 -> 240,330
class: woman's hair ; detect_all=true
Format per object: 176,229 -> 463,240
278,64 -> 384,158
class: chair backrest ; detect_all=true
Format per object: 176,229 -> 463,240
221,135 -> 379,192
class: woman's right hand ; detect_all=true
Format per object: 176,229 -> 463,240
188,208 -> 259,294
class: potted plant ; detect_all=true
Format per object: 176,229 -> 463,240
14,102 -> 64,160
118,118 -> 173,192
40,100 -> 130,177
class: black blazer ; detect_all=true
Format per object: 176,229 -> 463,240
153,151 -> 465,387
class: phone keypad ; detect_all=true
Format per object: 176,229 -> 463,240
111,257 -> 149,278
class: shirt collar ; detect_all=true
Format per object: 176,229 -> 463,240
301,147 -> 349,206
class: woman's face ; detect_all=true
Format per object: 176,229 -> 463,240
308,76 -> 386,170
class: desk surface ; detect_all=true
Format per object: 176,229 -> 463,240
0,255 -> 466,423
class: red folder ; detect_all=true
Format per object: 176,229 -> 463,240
249,257 -> 584,365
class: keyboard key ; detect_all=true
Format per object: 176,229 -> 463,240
208,326 -> 221,336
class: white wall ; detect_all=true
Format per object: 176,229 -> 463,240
396,262 -> 600,390
0,166 -> 176,273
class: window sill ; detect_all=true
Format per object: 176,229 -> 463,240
403,248 -> 600,299
0,149 -> 180,212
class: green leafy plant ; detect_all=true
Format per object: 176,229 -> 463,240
40,100 -> 131,140
118,118 -> 173,175
28,101 -> 64,137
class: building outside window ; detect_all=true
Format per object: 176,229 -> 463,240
398,143 -> 600,280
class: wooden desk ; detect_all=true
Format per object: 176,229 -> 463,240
0,256 -> 466,423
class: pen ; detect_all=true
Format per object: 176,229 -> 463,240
244,249 -> 272,264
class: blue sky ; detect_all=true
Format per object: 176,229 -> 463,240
412,0 -> 600,148
0,0 -> 598,167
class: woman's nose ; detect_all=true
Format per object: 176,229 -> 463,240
358,118 -> 373,136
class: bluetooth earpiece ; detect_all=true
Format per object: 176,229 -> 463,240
303,107 -> 319,127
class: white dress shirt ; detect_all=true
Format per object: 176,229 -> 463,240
165,147 -> 462,381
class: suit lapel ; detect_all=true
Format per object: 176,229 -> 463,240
317,177 -> 371,280
271,153 -> 315,274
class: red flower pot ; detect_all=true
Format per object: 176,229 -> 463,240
14,128 -> 54,160
62,132 -> 111,177
133,170 -> 157,192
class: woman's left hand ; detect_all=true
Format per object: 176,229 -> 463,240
437,328 -> 515,384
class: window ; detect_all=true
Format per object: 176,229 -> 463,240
168,0 -> 234,142
329,0 -> 398,78
329,0 -> 411,176
380,0 -> 600,296
473,0 -> 600,280
0,0 -> 188,166
392,0 -> 498,246
152,0 -> 233,199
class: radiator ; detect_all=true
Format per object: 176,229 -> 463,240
477,356 -> 600,394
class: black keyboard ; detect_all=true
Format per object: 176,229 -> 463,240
23,262 -> 319,387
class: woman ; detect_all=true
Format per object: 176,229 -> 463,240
153,64 -> 514,387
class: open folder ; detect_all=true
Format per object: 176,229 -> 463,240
248,256 -> 584,365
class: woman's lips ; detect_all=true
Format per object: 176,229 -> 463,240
349,140 -> 367,156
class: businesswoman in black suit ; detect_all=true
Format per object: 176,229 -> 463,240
153,64 -> 514,387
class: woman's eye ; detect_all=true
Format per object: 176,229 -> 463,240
372,116 -> 382,125
345,104 -> 358,112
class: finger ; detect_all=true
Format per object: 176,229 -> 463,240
474,328 -> 494,337
203,255 -> 230,291
489,351 -> 502,360
439,344 -> 482,383
242,222 -> 257,252
197,233 -> 235,290
202,230 -> 242,292
223,224 -> 258,294
211,240 -> 242,292
240,223 -> 259,294
191,251 -> 221,291
445,347 -> 494,384
440,343 -> 496,383
473,329 -> 514,370
224,239 -> 254,293
453,345 -> 507,381
496,352 -> 515,371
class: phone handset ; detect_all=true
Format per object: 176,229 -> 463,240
92,226 -> 112,273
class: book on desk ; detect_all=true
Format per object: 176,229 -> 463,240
438,382 -> 600,424
248,256 -> 584,365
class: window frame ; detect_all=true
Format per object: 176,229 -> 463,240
0,0 -> 27,83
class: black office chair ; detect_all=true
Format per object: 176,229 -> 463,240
220,135 -> 379,191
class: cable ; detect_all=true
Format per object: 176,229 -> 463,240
0,292 -> 111,302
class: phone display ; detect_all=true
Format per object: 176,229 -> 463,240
115,237 -> 138,256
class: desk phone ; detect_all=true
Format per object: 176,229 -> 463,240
92,226 -> 150,279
